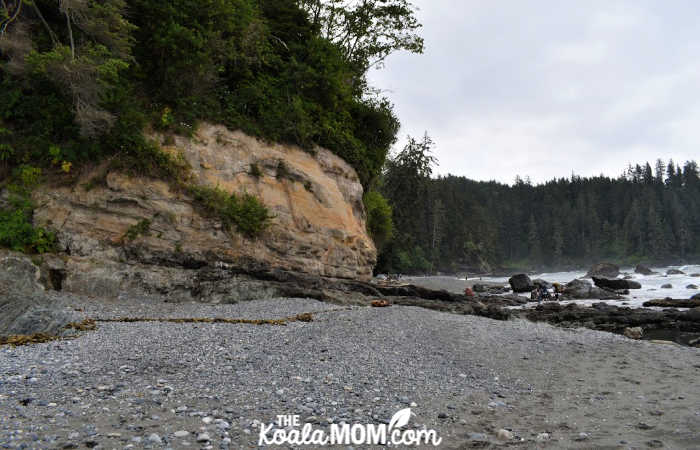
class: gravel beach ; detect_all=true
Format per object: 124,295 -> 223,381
1,292 -> 699,449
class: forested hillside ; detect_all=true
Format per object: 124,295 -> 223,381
376,137 -> 700,274
0,0 -> 421,252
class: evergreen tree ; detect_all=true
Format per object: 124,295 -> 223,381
526,214 -> 541,263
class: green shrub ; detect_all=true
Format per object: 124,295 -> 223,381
186,185 -> 272,237
122,219 -> 152,242
0,196 -> 57,254
108,136 -> 191,184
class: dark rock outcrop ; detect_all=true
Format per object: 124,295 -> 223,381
593,277 -> 641,290
661,284 -> 673,289
508,274 -> 534,293
190,265 -> 513,321
634,265 -> 656,275
688,307 -> 700,321
521,302 -> 700,336
693,293 -> 700,300
687,284 -> 698,290
667,269 -> 685,275
585,263 -> 620,279
643,298 -> 700,308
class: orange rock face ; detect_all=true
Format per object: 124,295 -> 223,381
33,124 -> 376,285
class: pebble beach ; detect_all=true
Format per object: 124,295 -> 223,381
1,291 -> 699,449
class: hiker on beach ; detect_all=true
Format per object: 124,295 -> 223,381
535,285 -> 550,303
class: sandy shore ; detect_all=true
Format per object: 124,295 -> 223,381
1,292 -> 699,449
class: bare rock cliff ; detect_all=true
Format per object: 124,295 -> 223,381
32,124 -> 376,300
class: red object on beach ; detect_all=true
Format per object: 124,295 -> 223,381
464,287 -> 475,297
371,299 -> 391,307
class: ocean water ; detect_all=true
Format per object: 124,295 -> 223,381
473,264 -> 700,309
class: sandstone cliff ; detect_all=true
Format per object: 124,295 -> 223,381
32,124 -> 376,301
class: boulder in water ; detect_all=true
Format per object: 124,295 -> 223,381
593,277 -> 641,290
585,263 -> 620,278
687,284 -> 698,290
661,283 -> 673,289
667,269 -> 685,275
508,274 -> 534,293
691,273 -> 700,278
634,264 -> 656,275
562,279 -> 621,300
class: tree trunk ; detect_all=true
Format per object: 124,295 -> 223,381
65,11 -> 74,59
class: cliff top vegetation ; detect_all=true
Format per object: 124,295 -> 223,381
0,0 -> 422,251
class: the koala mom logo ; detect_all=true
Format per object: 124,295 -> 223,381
258,408 -> 442,446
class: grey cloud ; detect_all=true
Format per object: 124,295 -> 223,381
368,0 -> 700,183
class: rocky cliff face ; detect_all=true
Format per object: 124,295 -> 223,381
32,124 -> 376,300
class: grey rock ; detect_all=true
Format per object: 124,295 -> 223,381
667,269 -> 685,275
585,263 -> 619,278
532,278 -> 552,289
575,432 -> 589,441
635,264 -> 656,275
661,283 -> 673,289
0,253 -> 44,294
623,327 -> 643,339
563,279 -> 621,300
496,429 -> 513,440
0,254 -> 79,337
593,277 -> 641,290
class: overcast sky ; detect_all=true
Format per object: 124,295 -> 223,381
367,0 -> 700,184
